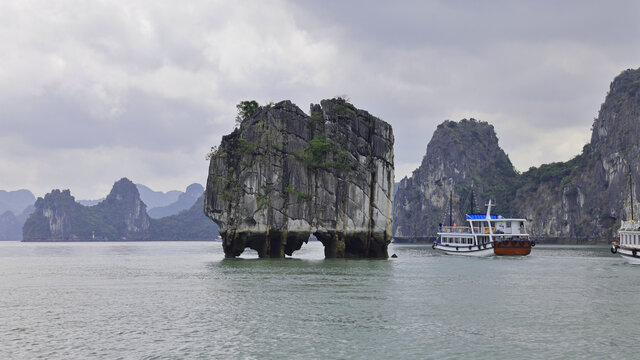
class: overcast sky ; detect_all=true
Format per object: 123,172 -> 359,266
1,1 -> 639,199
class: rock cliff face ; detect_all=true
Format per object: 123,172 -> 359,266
205,99 -> 394,258
393,119 -> 517,241
513,68 -> 640,241
23,178 -> 151,241
393,68 -> 640,243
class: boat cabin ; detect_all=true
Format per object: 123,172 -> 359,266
438,212 -> 528,245
619,220 -> 640,248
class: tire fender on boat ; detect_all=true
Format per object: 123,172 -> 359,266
611,245 -> 617,254
456,247 -> 459,251
432,243 -> 436,249
633,249 -> 637,257
531,241 -> 536,247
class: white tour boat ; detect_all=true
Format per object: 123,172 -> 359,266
433,200 -> 533,256
612,220 -> 640,264
611,168 -> 640,264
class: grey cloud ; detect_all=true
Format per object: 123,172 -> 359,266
1,89 -> 213,152
1,1 -> 639,198
293,1 -> 640,49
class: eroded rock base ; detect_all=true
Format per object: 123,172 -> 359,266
221,230 -> 311,258
221,230 -> 390,259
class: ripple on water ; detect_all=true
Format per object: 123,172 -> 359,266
0,242 -> 638,359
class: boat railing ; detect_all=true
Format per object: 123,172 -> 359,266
441,226 -> 472,233
441,226 -> 510,234
621,220 -> 640,231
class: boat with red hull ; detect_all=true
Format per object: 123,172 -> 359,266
434,200 -> 534,257
493,239 -> 532,256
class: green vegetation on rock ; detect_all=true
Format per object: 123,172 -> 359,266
235,100 -> 259,128
295,134 -> 353,171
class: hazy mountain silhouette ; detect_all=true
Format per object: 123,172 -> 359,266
0,189 -> 35,215
148,183 -> 204,219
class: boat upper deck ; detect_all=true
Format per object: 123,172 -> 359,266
439,213 -> 528,235
620,220 -> 640,232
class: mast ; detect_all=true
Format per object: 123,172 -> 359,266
470,186 -> 475,214
630,165 -> 634,221
449,191 -> 453,226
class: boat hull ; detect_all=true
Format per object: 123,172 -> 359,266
617,247 -> 640,265
433,244 -> 494,257
493,240 -> 532,256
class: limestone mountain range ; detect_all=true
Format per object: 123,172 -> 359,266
10,179 -> 217,241
393,68 -> 640,243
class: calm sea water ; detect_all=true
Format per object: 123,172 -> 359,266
0,241 -> 637,359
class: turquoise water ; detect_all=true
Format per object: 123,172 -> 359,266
0,242 -> 637,359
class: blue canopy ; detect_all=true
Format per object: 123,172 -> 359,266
466,214 -> 499,220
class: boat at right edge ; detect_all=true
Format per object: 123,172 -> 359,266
610,167 -> 639,264
611,220 -> 640,264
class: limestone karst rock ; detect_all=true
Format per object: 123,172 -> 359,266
392,119 -> 517,241
23,178 -> 151,241
512,68 -> 640,240
204,98 -> 394,258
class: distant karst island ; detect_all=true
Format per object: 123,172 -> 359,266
20,178 -> 218,241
